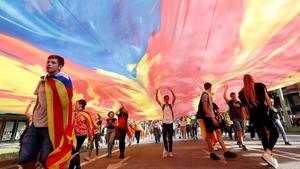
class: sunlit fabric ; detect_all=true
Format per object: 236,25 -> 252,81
0,0 -> 300,120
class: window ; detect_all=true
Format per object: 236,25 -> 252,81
15,121 -> 26,140
2,121 -> 15,141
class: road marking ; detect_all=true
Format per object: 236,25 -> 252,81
106,156 -> 131,169
273,149 -> 300,158
248,147 -> 300,161
81,149 -> 120,166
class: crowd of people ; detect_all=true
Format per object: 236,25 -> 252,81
16,55 -> 292,169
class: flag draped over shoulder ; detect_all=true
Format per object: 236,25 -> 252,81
45,72 -> 76,169
80,111 -> 95,137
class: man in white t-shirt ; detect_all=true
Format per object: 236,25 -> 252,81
156,87 -> 176,158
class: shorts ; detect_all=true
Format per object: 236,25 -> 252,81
233,120 -> 244,131
204,117 -> 220,133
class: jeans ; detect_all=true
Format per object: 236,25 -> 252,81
233,120 -> 245,131
273,118 -> 289,143
69,135 -> 86,169
18,125 -> 53,167
106,129 -> 116,154
118,128 -> 127,153
88,133 -> 100,157
162,123 -> 173,152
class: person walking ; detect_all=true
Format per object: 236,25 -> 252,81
85,114 -> 102,161
198,82 -> 237,160
224,85 -> 247,150
105,111 -> 117,158
239,74 -> 279,168
156,87 -> 176,158
270,99 -> 291,145
18,55 -> 74,169
152,120 -> 161,143
117,107 -> 129,159
179,117 -> 187,140
69,99 -> 94,169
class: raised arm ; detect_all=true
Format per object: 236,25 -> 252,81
25,100 -> 34,122
223,85 -> 229,103
169,88 -> 176,106
156,89 -> 162,107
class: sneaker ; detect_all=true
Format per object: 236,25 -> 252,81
84,157 -> 90,161
210,153 -> 221,160
213,145 -> 218,151
163,149 -> 168,158
168,152 -> 174,157
273,156 -> 279,169
261,152 -> 278,168
242,145 -> 248,151
285,142 -> 292,145
224,151 -> 237,159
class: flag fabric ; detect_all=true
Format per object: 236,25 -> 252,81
80,110 -> 96,137
45,72 -> 76,169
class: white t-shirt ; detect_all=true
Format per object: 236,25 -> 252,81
162,104 -> 174,124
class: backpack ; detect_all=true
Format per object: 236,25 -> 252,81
196,92 -> 209,119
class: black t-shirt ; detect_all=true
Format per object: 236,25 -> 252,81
106,118 -> 117,129
97,120 -> 102,126
212,103 -> 219,117
239,82 -> 267,108
227,100 -> 243,121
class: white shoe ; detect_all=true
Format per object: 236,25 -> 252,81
262,152 -> 278,168
213,145 -> 218,151
163,149 -> 168,158
168,152 -> 174,157
272,156 -> 279,169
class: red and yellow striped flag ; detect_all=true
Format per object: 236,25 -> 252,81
45,72 -> 76,169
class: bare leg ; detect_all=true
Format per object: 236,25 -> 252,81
205,133 -> 214,153
215,129 -> 228,152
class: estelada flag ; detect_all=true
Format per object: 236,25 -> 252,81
80,110 -> 96,137
44,72 -> 76,169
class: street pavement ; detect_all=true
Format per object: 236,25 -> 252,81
81,133 -> 300,169
1,133 -> 300,169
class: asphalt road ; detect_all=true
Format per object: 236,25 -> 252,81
81,134 -> 300,169
1,133 -> 300,169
